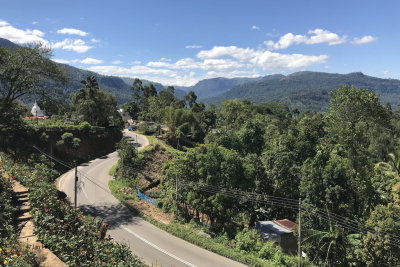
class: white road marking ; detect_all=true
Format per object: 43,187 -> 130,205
121,225 -> 197,267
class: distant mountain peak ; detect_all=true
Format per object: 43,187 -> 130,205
205,71 -> 400,112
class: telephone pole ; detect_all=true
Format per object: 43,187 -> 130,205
175,175 -> 178,219
121,153 -> 124,180
74,166 -> 78,208
298,198 -> 302,267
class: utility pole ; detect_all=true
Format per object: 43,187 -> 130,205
50,142 -> 53,169
298,198 -> 302,267
175,174 -> 178,219
74,166 -> 78,208
121,153 -> 124,181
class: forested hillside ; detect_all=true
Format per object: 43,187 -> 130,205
176,76 -> 262,100
206,71 -> 400,111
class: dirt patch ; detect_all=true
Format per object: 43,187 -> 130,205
136,145 -> 172,193
121,144 -> 175,224
127,199 -> 173,225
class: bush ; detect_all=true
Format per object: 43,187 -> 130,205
234,228 -> 263,253
137,124 -> 156,135
80,121 -> 93,133
72,137 -> 81,148
3,158 -> 144,267
61,132 -> 74,143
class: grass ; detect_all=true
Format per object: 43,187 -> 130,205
108,178 -> 273,266
146,135 -> 183,155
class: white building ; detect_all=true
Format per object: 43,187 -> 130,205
31,101 -> 45,117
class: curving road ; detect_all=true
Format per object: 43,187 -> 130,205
57,131 -> 246,267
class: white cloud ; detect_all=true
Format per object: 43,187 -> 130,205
26,29 -> 44,37
351,35 -> 377,45
252,25 -> 260,30
265,28 -> 347,50
32,21 -> 38,25
197,46 -> 256,61
383,70 -> 389,75
160,57 -> 172,62
147,57 -> 243,71
81,57 -> 103,64
57,28 -> 88,36
250,51 -> 328,70
0,21 -> 48,45
196,45 -> 327,70
112,60 -> 122,64
130,60 -> 142,65
307,29 -> 347,45
91,38 -> 100,43
87,65 -> 174,76
185,45 -> 202,49
51,38 -> 92,53
53,59 -> 70,64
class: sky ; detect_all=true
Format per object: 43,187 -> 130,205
0,0 -> 399,86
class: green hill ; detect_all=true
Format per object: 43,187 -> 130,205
176,77 -> 262,100
205,71 -> 400,111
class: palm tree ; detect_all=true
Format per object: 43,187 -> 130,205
303,209 -> 350,266
81,75 -> 99,98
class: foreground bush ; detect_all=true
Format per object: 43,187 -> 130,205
0,156 -> 37,266
3,155 -> 144,266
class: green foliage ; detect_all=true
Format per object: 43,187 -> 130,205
109,178 -> 302,267
117,137 -> 141,180
61,132 -> 74,143
0,103 -> 33,154
0,154 -> 49,266
207,71 -> 400,112
234,229 -> 263,252
79,121 -> 93,132
71,76 -> 123,128
2,157 -> 144,267
362,203 -> 400,265
0,43 -> 68,113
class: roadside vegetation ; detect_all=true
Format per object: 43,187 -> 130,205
0,158 -> 37,266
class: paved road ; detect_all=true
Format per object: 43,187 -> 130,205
58,131 -> 246,267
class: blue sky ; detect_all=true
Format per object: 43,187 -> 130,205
0,0 -> 399,86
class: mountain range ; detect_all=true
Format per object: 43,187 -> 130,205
2,37 -> 400,111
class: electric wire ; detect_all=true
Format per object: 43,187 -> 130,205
31,145 -> 400,247
175,177 -> 400,247
32,145 -> 74,170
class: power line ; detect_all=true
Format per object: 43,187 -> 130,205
175,178 -> 400,247
31,146 -> 400,248
32,145 -> 74,170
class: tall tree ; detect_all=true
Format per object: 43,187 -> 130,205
0,43 -> 68,112
71,76 -> 122,128
184,91 -> 197,108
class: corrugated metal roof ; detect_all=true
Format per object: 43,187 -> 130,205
273,219 -> 297,232
256,219 -> 297,239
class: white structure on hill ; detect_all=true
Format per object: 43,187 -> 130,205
31,101 -> 45,117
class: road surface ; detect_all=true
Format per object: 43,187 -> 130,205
58,131 -> 246,267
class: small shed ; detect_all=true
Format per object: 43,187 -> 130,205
255,219 -> 297,254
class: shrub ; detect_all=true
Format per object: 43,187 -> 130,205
234,228 -> 263,253
61,132 -> 74,144
3,157 -> 144,267
80,121 -> 93,132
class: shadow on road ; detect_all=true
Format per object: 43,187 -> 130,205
80,203 -> 140,230
133,143 -> 142,148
